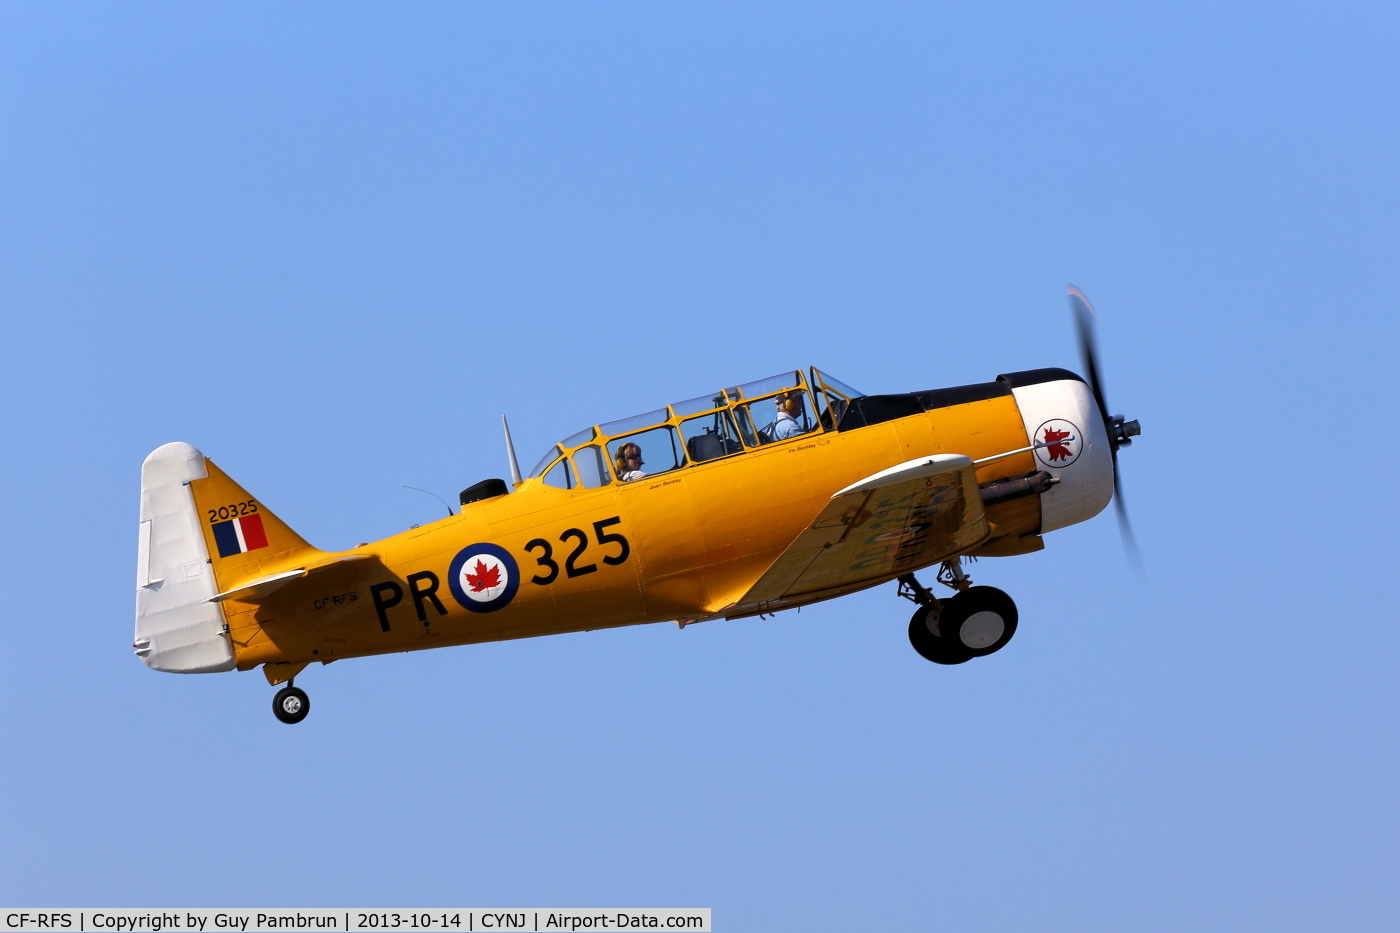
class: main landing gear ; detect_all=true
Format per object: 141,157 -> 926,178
272,681 -> 311,724
899,558 -> 1018,665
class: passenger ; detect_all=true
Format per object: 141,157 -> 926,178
769,391 -> 808,440
614,443 -> 647,482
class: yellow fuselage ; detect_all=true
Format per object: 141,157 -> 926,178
210,392 -> 1037,672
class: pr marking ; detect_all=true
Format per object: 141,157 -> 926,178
369,520 -> 629,633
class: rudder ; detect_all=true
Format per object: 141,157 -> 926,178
135,443 -> 321,673
135,443 -> 234,673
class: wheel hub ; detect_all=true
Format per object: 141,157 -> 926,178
959,610 -> 1005,649
282,696 -> 303,714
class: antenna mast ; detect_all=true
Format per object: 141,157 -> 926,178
502,415 -> 523,486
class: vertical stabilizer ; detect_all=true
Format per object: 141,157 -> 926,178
188,458 -> 318,586
135,442 -> 236,673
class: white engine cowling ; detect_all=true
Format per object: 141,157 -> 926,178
1001,369 -> 1115,534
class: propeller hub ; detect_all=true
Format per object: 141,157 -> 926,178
1110,416 -> 1141,448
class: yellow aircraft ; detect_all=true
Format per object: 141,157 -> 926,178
134,287 -> 1140,723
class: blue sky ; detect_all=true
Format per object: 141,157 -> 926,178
1,3 -> 1397,930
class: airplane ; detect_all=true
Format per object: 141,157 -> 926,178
134,286 -> 1141,723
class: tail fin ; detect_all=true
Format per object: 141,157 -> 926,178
187,456 -> 318,580
135,442 -> 321,673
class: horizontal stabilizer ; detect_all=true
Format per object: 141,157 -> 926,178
210,555 -> 369,603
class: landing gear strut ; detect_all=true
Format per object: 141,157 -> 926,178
900,558 -> 1018,665
272,681 -> 311,724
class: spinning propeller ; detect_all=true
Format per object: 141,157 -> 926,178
1068,285 -> 1142,566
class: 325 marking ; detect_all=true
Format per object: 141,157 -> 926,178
525,517 -> 630,585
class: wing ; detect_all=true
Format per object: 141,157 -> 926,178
725,454 -> 989,618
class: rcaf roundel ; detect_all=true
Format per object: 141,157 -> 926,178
1034,419 -> 1083,468
447,543 -> 520,613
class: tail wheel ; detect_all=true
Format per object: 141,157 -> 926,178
938,586 -> 1018,657
907,604 -> 973,665
272,686 -> 310,724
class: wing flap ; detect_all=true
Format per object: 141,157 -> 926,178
728,454 -> 989,616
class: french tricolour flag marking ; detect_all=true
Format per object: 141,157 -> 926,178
212,513 -> 269,558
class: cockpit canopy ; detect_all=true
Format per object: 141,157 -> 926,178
527,368 -> 864,489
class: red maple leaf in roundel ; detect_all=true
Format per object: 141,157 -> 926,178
1042,426 -> 1074,462
465,559 -> 502,592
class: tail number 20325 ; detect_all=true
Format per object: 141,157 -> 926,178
523,517 -> 630,585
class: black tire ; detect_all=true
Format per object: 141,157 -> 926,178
907,604 -> 973,665
938,586 -> 1018,658
272,686 -> 310,724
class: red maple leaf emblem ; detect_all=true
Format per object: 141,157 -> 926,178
1042,426 -> 1074,462
465,559 -> 502,592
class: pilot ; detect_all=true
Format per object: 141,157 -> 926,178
615,443 -> 647,482
770,391 -> 808,440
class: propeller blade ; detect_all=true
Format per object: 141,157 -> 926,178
1112,462 -> 1144,575
1069,284 -> 1143,573
1069,284 -> 1111,429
